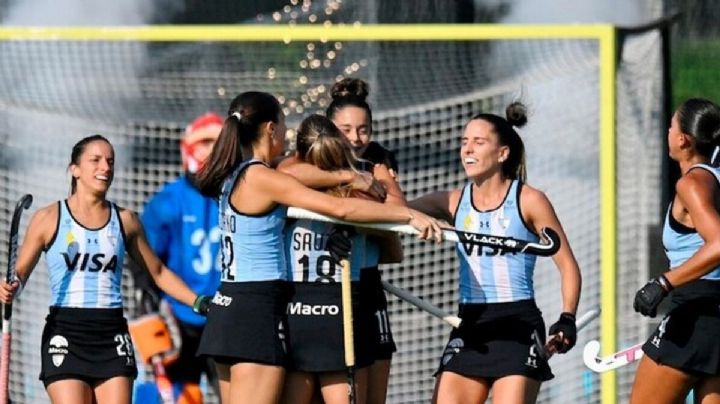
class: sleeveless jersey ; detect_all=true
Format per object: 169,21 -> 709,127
663,163 -> 720,281
453,181 -> 538,303
219,159 -> 287,282
285,219 -> 367,282
45,200 -> 126,308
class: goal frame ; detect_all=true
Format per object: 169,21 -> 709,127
0,23 -> 619,404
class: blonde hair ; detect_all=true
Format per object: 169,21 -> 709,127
296,114 -> 360,197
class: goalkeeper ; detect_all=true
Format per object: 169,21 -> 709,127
132,113 -> 223,403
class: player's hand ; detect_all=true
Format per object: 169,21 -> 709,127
0,278 -> 22,304
408,209 -> 444,243
633,275 -> 672,317
349,171 -> 386,201
326,225 -> 355,262
547,312 -> 577,354
192,295 -> 212,315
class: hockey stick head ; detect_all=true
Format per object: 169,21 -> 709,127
6,194 -> 33,283
525,227 -> 560,256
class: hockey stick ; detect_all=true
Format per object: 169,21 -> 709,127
381,280 -> 461,328
583,340 -> 644,373
1,194 -> 33,404
287,207 -> 560,256
536,306 -> 601,360
340,258 -> 357,404
151,355 -> 174,404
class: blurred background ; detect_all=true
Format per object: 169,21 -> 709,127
0,0 -> 717,403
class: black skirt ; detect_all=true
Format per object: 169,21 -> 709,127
360,266 -> 397,360
285,282 -> 374,372
39,307 -> 137,387
643,280 -> 720,375
197,281 -> 291,367
436,299 -> 553,382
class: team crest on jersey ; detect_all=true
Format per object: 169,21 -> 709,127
441,337 -> 464,366
48,335 -> 69,367
463,215 -> 473,231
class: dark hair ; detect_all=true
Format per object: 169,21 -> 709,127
69,134 -> 112,195
296,114 -> 358,171
325,78 -> 373,125
470,101 -> 528,181
676,98 -> 720,163
196,91 -> 282,197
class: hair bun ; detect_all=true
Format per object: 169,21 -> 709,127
505,101 -> 528,128
331,78 -> 369,101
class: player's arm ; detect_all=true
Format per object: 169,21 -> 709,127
120,208 -> 197,307
253,167 -> 442,241
0,203 -> 56,303
664,169 -> 720,286
408,189 -> 460,224
370,163 -> 404,263
278,154 -> 386,201
520,186 -> 581,315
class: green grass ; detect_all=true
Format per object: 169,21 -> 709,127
672,39 -> 720,107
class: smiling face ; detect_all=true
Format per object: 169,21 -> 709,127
331,105 -> 371,155
460,119 -> 509,179
70,139 -> 115,196
270,112 -> 288,159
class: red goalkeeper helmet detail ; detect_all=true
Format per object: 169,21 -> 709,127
181,112 -> 223,173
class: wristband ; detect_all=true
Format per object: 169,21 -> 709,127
657,274 -> 674,292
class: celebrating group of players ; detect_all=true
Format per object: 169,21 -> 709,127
1,77 -> 719,404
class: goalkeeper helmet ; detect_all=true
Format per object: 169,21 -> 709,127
181,112 -> 223,174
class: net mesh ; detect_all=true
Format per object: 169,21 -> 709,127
0,28 -> 663,403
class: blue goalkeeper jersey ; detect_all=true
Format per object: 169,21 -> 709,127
142,175 -> 221,326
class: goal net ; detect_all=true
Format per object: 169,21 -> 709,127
0,24 -> 664,403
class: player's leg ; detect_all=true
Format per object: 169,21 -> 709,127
431,372 -> 490,404
228,362 -> 285,404
491,375 -> 541,404
93,376 -> 133,404
45,379 -> 94,404
319,368 -> 369,404
693,375 -> 720,404
215,362 -> 231,404
630,356 -> 696,404
279,371 -> 315,404
366,359 -> 391,404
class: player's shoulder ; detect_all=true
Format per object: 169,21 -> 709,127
31,201 -> 61,224
518,182 -> 550,205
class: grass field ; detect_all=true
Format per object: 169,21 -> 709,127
673,39 -> 720,107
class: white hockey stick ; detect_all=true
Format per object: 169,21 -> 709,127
287,207 -> 560,256
583,340 -> 644,372
381,280 -> 462,328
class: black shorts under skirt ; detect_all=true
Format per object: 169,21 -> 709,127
286,282 -> 374,372
197,281 -> 291,367
360,266 -> 396,360
39,307 -> 138,387
643,280 -> 720,376
436,299 -> 553,382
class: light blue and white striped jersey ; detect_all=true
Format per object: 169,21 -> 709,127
663,163 -> 720,281
45,200 -> 126,308
218,159 -> 287,282
454,181 -> 538,303
285,219 -> 367,282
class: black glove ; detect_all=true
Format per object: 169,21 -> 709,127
326,225 -> 354,262
548,312 -> 577,354
192,295 -> 212,315
633,274 -> 673,317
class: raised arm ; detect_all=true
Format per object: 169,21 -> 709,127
408,190 -> 460,224
278,154 -> 387,201
254,167 -> 443,242
0,204 -> 56,303
120,209 -> 198,307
